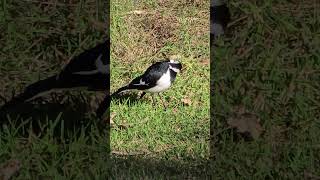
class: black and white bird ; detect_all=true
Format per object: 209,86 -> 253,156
111,58 -> 182,108
1,40 -> 110,118
210,0 -> 231,38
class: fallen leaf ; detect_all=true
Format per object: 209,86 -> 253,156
181,98 -> 192,106
0,159 -> 21,180
227,107 -> 263,140
200,59 -> 210,66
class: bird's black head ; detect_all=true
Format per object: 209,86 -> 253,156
168,59 -> 182,73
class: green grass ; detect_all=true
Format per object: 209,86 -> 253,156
211,0 -> 320,179
110,0 -> 210,177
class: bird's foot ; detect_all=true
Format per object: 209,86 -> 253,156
158,94 -> 168,110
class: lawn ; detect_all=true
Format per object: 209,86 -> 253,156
109,0 -> 210,178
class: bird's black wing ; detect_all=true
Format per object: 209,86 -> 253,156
59,41 -> 109,76
129,61 -> 169,90
111,60 -> 170,96
57,40 -> 109,91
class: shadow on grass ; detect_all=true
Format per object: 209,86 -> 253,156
111,93 -> 150,106
107,154 -> 211,178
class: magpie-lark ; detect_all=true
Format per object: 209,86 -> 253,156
210,0 -> 231,37
1,40 -> 110,118
111,58 -> 182,108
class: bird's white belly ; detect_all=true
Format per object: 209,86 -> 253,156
146,70 -> 171,93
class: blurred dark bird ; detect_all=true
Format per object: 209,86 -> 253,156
210,0 -> 231,38
1,40 -> 110,118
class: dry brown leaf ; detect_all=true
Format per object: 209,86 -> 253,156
181,98 -> 192,106
200,59 -> 210,66
0,159 -> 21,180
227,108 -> 263,140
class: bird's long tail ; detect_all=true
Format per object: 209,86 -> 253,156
111,85 -> 135,97
1,75 -> 58,111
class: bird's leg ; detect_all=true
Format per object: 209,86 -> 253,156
140,92 -> 146,99
151,94 -> 156,107
158,93 -> 167,110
